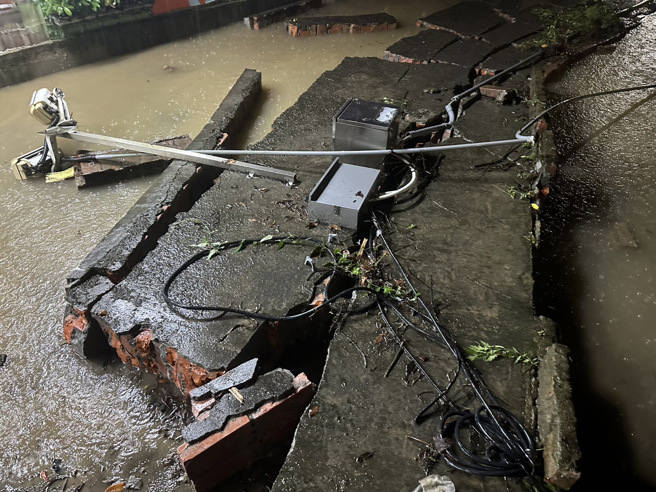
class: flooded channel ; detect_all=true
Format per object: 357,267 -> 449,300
0,0 -> 452,488
537,13 -> 656,490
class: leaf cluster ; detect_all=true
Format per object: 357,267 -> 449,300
531,1 -> 621,48
39,0 -> 120,19
465,341 -> 538,367
333,246 -> 416,301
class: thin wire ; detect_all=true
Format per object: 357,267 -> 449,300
517,82 -> 656,138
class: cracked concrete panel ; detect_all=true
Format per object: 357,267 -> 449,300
92,172 -> 331,373
384,29 -> 458,63
432,38 -> 496,68
482,8 -> 543,46
418,1 -> 506,38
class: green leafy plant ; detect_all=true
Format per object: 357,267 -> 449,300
529,2 -> 621,49
38,0 -> 119,19
465,341 -> 538,367
506,186 -> 535,200
331,246 -> 417,301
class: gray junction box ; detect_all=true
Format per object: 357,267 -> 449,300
333,98 -> 400,168
308,159 -> 381,229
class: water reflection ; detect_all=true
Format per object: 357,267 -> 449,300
0,0 -> 449,487
538,13 -> 656,490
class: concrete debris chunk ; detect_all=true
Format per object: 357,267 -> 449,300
479,85 -> 517,104
183,368 -> 295,443
178,373 -> 315,492
538,344 -> 581,490
412,475 -> 456,492
126,475 -> 143,490
189,358 -> 259,401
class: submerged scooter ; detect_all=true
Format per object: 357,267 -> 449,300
10,88 -> 76,180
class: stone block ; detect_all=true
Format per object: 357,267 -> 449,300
537,344 -> 581,490
479,85 -> 517,104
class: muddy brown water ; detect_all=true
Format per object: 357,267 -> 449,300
538,14 -> 656,490
0,1 -> 453,488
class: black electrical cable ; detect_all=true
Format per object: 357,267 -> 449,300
440,405 -> 537,477
163,235 -> 387,322
164,227 -> 544,485
370,213 -> 543,484
517,82 -> 656,138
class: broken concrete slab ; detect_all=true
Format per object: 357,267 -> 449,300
432,38 -> 496,68
89,171 -> 331,388
189,357 -> 259,400
481,8 -> 543,47
286,13 -> 397,37
383,29 -> 458,64
179,372 -> 315,492
244,0 -> 322,30
183,368 -> 296,443
477,44 -> 533,76
417,1 -> 506,38
63,69 -> 264,367
538,344 -> 581,490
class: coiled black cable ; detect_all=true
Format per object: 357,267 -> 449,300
441,405 -> 536,477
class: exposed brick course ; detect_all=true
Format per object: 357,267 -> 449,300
244,0 -> 322,30
178,372 -> 315,492
287,13 -> 397,37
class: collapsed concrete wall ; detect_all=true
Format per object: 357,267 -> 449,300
64,68 -> 263,390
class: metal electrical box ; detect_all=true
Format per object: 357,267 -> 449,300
333,98 -> 400,168
308,159 -> 381,229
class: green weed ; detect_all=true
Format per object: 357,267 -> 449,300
465,341 -> 538,367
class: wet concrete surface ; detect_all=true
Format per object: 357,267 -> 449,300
262,58 -> 546,492
417,1 -> 505,38
384,29 -> 458,64
61,0 -> 592,489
